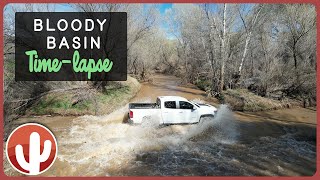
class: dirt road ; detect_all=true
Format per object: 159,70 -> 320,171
4,74 -> 316,176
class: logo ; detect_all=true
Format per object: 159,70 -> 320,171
6,123 -> 58,175
15,12 -> 127,81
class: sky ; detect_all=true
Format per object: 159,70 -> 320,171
4,3 -> 253,40
55,4 -> 74,12
158,3 -> 173,14
53,3 -> 173,13
5,3 -> 176,39
157,4 -> 175,39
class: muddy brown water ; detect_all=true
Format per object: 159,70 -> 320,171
3,74 -> 316,176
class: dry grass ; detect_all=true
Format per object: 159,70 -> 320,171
223,89 -> 300,112
26,76 -> 140,116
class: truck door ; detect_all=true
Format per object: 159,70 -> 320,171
178,101 -> 198,123
161,101 -> 178,124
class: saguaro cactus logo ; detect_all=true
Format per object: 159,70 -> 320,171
6,123 -> 58,175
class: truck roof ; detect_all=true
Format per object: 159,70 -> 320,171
158,96 -> 188,102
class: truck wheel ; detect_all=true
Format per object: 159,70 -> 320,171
199,116 -> 205,124
199,115 -> 214,124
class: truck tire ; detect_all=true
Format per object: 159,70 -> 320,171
199,116 -> 205,124
199,115 -> 214,124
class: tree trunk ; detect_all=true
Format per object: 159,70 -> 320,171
236,5 -> 263,83
219,4 -> 227,93
293,46 -> 300,84
238,33 -> 251,77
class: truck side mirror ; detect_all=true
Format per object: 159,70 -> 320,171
192,106 -> 196,110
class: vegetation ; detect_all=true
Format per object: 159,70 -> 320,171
28,82 -> 138,116
160,4 -> 316,109
4,4 -> 153,126
222,89 -> 300,112
3,4 -> 316,127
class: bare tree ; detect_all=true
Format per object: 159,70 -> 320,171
236,4 -> 264,83
282,4 -> 316,84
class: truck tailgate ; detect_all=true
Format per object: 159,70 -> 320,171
128,108 -> 161,124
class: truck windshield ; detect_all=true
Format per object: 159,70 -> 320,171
193,102 -> 200,108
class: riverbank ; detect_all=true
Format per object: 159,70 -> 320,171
194,81 -> 313,112
26,76 -> 140,116
221,89 -> 304,112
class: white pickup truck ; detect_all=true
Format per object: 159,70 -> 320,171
128,96 -> 217,125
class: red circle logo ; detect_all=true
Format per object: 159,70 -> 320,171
6,123 -> 58,175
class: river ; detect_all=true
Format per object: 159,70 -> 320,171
4,74 -> 316,176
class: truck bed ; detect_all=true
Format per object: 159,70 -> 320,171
129,103 -> 159,109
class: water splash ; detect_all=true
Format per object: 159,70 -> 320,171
57,103 -> 239,175
55,103 -> 315,176
186,104 -> 239,144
